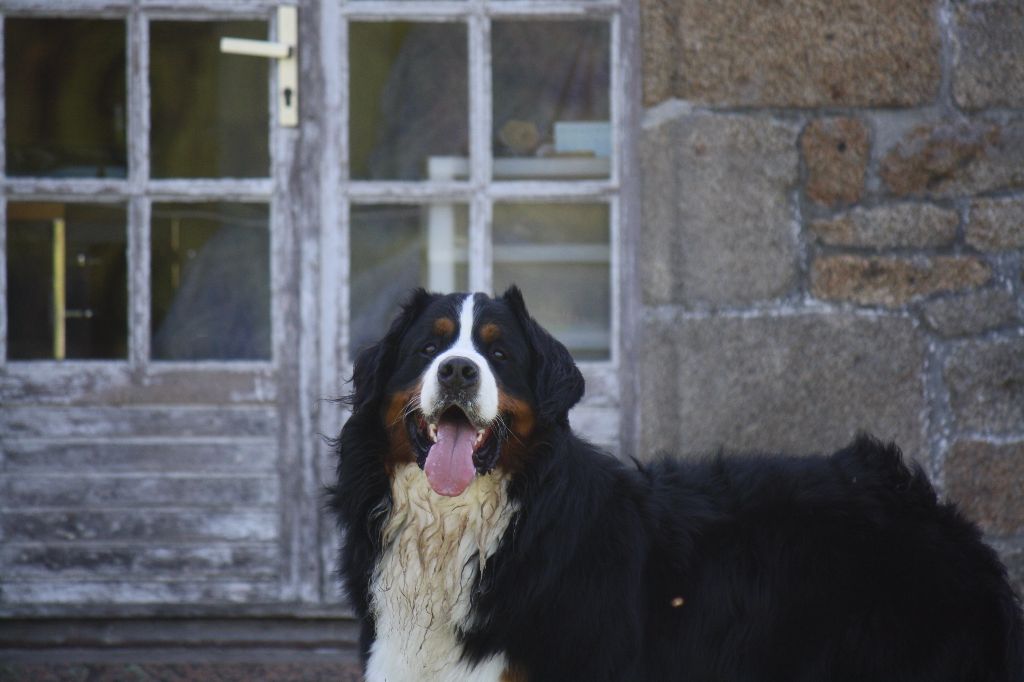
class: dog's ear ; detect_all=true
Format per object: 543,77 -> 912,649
502,285 -> 585,426
348,288 -> 432,413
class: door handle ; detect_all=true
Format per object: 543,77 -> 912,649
220,6 -> 298,127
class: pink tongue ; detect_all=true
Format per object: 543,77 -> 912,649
424,418 -> 477,497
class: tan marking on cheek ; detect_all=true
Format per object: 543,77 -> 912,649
433,317 -> 455,338
501,667 -> 528,682
480,322 -> 501,344
497,393 -> 537,473
383,384 -> 422,470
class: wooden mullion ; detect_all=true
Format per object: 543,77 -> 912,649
468,4 -> 491,293
486,1 -> 618,19
0,1 -> 132,19
346,181 -> 474,203
340,1 -> 472,21
144,179 -> 274,201
616,0 -> 640,456
127,8 -> 147,368
0,195 -> 7,366
609,12 -> 621,188
0,14 -> 6,365
2,179 -> 131,200
488,181 -> 617,200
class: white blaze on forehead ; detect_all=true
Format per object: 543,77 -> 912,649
419,293 -> 500,424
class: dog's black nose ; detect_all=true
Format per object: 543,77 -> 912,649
438,356 -> 479,390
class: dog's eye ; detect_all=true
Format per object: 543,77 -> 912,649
422,342 -> 438,356
491,348 -> 506,361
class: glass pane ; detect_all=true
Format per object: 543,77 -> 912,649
350,204 -> 469,356
151,22 -> 269,178
6,203 -> 127,360
6,19 -> 127,178
349,23 -> 468,180
492,21 -> 611,180
151,203 -> 270,360
492,203 -> 610,360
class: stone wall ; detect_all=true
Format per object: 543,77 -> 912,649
637,0 -> 1024,586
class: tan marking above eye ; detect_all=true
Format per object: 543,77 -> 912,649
480,322 -> 501,344
433,317 -> 455,337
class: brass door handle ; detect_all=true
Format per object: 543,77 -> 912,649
219,6 -> 298,127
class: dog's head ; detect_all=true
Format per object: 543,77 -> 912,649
348,286 -> 584,497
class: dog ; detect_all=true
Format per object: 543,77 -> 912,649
330,287 -> 1024,682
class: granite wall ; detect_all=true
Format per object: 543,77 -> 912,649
637,0 -> 1024,585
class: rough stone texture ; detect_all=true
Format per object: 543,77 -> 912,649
640,0 -> 941,107
638,314 -> 926,458
952,3 -> 1024,110
944,338 -> 1024,435
920,288 -> 1021,338
995,544 -> 1024,598
810,255 -> 992,307
967,197 -> 1024,251
641,112 -> 799,306
947,441 -> 1024,536
809,203 -> 958,249
880,120 -> 1024,198
802,118 -> 869,207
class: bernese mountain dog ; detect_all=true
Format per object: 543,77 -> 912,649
330,287 -> 1024,682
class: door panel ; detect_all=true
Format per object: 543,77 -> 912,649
0,6 -> 321,616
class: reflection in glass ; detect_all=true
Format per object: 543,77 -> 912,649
350,204 -> 469,356
6,203 -> 127,360
151,22 -> 269,178
151,203 -> 270,360
492,203 -> 610,360
349,23 -> 468,180
492,22 -> 610,179
6,19 -> 127,178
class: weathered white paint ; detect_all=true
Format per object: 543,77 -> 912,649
367,463 -> 515,682
1,0 -> 634,619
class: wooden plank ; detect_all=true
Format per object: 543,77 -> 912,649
0,615 -> 361,649
2,178 -> 130,198
0,406 -> 277,438
0,580 -> 280,605
144,179 -> 273,201
0,365 -> 279,405
1,473 -> 280,508
0,510 -> 279,543
1,544 -> 279,579
2,440 -> 277,473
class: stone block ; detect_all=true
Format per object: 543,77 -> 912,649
640,0 -> 940,107
994,544 -> 1024,598
944,338 -> 1024,434
811,255 -> 992,307
880,120 -> 1024,198
638,313 -> 926,458
640,112 -> 799,306
967,197 -> 1024,251
946,440 -> 1024,536
802,118 -> 869,207
809,203 -> 958,249
952,2 -> 1024,110
920,288 -> 1020,338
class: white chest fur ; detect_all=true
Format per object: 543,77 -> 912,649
366,463 -> 517,682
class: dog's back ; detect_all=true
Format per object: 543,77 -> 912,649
639,436 -> 1024,681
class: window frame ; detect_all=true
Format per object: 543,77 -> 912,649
0,2 -> 285,379
0,1 -> 324,616
0,0 -> 640,614
320,0 -> 635,462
